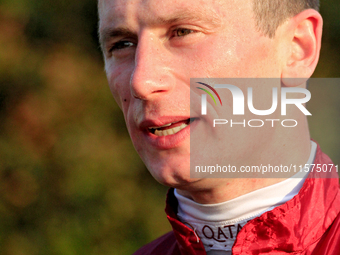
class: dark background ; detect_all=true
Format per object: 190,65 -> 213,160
0,0 -> 339,254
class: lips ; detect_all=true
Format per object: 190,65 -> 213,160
138,117 -> 197,150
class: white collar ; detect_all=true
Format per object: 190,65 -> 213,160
174,141 -> 317,253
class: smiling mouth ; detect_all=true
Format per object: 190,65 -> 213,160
148,118 -> 192,136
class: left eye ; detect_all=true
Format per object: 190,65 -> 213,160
174,28 -> 194,37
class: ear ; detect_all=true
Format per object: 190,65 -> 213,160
281,9 -> 323,87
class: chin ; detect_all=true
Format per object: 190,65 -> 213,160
146,161 -> 196,188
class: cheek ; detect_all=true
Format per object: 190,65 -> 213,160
106,64 -> 140,138
234,35 -> 279,77
187,34 -> 241,78
106,61 -> 133,109
194,23 -> 278,78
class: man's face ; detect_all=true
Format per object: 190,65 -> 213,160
99,0 -> 285,188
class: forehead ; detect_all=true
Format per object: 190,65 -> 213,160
98,0 -> 253,29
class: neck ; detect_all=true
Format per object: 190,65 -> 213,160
178,117 -> 311,204
177,179 -> 287,204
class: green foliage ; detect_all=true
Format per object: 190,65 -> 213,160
0,0 -> 338,254
0,1 -> 170,254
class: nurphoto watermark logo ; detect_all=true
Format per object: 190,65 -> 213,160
196,82 -> 223,114
197,82 -> 312,128
190,78 -> 339,178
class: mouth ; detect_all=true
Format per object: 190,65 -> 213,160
148,118 -> 192,136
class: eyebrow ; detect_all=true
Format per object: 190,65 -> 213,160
150,9 -> 221,27
99,9 -> 221,49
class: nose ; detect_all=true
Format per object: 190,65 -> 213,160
130,32 -> 173,100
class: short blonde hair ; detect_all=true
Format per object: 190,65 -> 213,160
253,0 -> 320,38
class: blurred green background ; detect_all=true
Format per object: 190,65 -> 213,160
0,0 -> 339,254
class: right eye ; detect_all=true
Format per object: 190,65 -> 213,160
109,40 -> 136,53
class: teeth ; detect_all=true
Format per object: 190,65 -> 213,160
149,123 -> 172,129
153,123 -> 188,136
172,126 -> 181,133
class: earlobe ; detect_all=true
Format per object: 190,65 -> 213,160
281,9 -> 323,87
